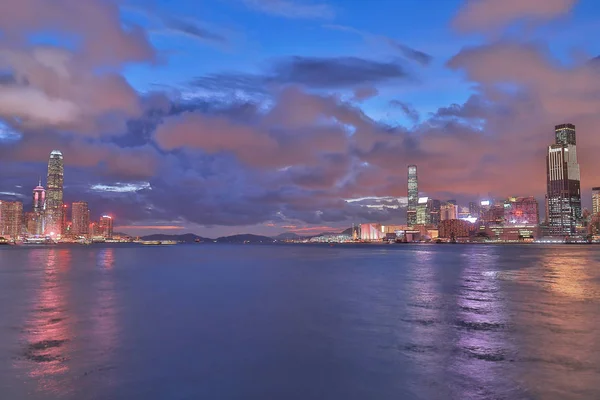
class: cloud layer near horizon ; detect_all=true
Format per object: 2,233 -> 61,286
1,0 -> 599,235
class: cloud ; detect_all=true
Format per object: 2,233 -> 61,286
324,24 -> 432,66
240,0 -> 334,20
389,100 -> 420,123
352,87 -> 379,102
453,0 -> 578,33
163,18 -> 228,44
0,0 -> 155,66
192,56 -> 410,94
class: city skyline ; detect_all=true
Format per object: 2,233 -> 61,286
1,0 -> 600,237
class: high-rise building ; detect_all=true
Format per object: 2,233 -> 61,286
0,200 -> 23,239
592,187 -> 600,215
32,179 -> 46,235
407,165 -> 418,226
71,202 -> 90,237
99,215 -> 113,239
546,123 -> 581,236
45,150 -> 64,236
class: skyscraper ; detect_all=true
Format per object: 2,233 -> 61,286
0,200 -> 23,239
32,179 -> 46,235
45,150 -> 64,236
546,123 -> 582,236
407,165 -> 418,226
593,187 -> 600,215
99,215 -> 113,239
71,202 -> 90,237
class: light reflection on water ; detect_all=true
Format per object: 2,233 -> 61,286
20,249 -> 72,395
0,244 -> 599,400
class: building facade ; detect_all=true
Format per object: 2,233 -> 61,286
504,196 -> 540,225
71,201 -> 90,237
99,215 -> 114,239
546,124 -> 582,236
407,165 -> 418,226
593,187 -> 600,215
0,201 -> 23,239
439,219 -> 474,239
32,180 -> 46,235
45,150 -> 64,236
440,203 -> 458,221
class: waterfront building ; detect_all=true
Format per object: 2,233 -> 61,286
440,203 -> 458,221
71,201 -> 90,237
469,202 -> 479,218
45,150 -> 64,236
481,202 -> 504,225
407,165 -> 418,226
504,197 -> 540,225
439,219 -> 474,239
25,212 -> 39,235
593,187 -> 600,215
457,206 -> 471,220
360,223 -> 383,241
0,200 -> 23,239
416,197 -> 429,225
32,179 -> 46,235
99,215 -> 114,239
428,199 -> 441,227
546,123 -> 582,236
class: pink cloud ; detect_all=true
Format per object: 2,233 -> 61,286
453,0 -> 578,32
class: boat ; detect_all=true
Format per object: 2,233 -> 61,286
140,240 -> 178,246
21,237 -> 55,246
0,237 -> 11,245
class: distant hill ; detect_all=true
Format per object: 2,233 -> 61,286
273,232 -> 303,240
341,227 -> 355,235
216,234 -> 275,243
140,233 -> 209,242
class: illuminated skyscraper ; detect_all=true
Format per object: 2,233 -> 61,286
71,202 -> 90,237
99,215 -> 113,239
32,179 -> 46,235
592,187 -> 600,215
45,150 -> 64,236
407,165 -> 418,226
546,124 -> 581,236
0,200 -> 23,239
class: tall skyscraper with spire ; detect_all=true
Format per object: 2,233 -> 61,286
546,124 -> 582,236
45,150 -> 64,236
407,165 -> 418,226
32,178 -> 46,235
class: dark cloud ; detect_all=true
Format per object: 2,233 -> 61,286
163,18 -> 227,44
192,56 -> 410,94
390,100 -> 420,123
385,40 -> 433,66
324,24 -> 432,66
272,56 -> 408,88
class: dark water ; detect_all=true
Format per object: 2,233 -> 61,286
1,244 -> 600,400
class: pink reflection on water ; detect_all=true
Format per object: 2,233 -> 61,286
20,248 -> 73,395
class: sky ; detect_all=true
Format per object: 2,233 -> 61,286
0,0 -> 599,237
